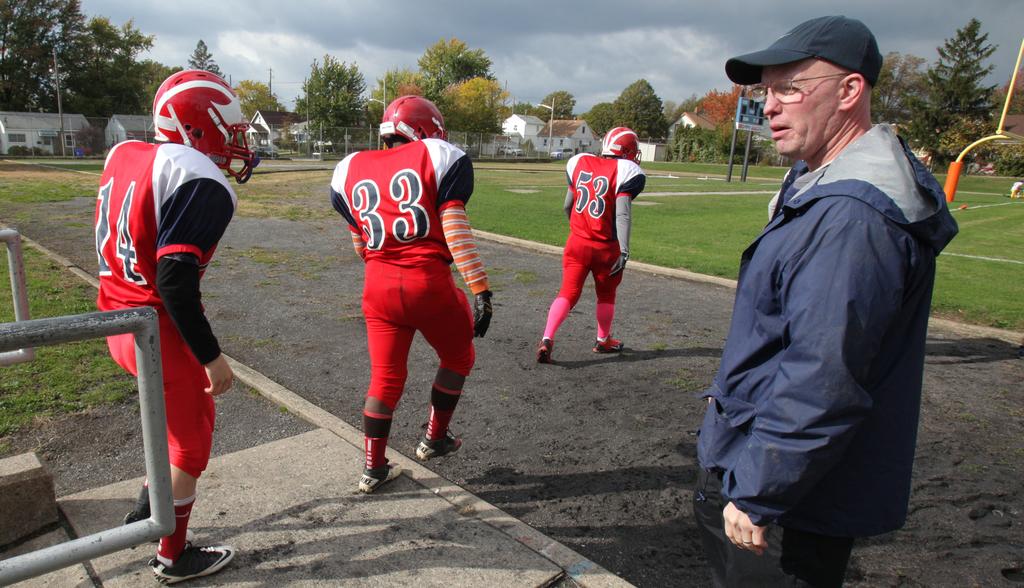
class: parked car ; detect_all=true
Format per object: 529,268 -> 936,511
254,144 -> 279,159
497,146 -> 524,156
550,148 -> 574,160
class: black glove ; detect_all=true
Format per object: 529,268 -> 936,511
473,290 -> 493,337
609,252 -> 629,276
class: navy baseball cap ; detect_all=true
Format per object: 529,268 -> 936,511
725,16 -> 883,86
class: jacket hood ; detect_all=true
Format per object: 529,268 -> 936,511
784,124 -> 958,254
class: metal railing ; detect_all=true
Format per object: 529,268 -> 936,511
1,229 -> 33,366
0,306 -> 174,585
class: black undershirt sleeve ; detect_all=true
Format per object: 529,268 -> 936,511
156,254 -> 221,365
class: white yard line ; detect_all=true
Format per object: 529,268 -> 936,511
951,200 -> 1024,211
3,159 -> 100,175
943,252 -> 1024,265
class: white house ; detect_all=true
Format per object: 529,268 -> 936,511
668,111 -> 717,136
535,120 -> 598,154
105,114 -> 155,146
502,114 -> 545,142
248,110 -> 304,148
0,112 -> 90,155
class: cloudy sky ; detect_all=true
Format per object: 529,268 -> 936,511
81,0 -> 1022,114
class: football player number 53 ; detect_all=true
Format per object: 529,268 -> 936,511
574,171 -> 610,219
351,169 -> 430,249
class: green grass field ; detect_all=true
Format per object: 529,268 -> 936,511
3,158 -> 1022,330
0,246 -> 136,438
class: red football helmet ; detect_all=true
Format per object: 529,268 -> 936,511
601,127 -> 641,163
153,69 -> 257,183
380,95 -> 447,143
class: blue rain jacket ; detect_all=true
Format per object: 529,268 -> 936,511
697,125 -> 958,537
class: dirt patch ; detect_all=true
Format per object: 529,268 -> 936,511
2,188 -> 1023,586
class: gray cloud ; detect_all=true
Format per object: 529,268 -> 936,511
82,0 -> 1023,113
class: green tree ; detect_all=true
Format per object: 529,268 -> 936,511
294,55 -> 366,141
367,68 -> 425,123
511,101 -> 542,117
443,77 -> 508,133
234,80 -> 284,119
992,75 -> 1024,115
64,17 -> 155,116
417,38 -> 493,103
138,60 -> 182,105
871,52 -> 927,125
537,90 -> 575,121
580,102 -> 616,136
0,0 -> 86,111
612,79 -> 668,138
188,39 -> 223,77
907,18 -> 997,163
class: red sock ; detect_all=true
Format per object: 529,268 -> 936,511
426,385 -> 462,440
157,494 -> 195,565
363,411 -> 392,470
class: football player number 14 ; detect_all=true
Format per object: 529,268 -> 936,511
574,171 -> 610,219
95,178 -> 146,284
351,169 -> 430,250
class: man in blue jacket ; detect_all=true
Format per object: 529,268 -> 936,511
693,16 -> 959,587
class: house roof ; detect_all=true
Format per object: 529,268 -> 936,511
1003,114 -> 1024,136
252,110 -> 303,127
109,114 -> 153,133
539,119 -> 591,138
679,111 -> 716,131
513,114 -> 545,125
0,111 -> 90,131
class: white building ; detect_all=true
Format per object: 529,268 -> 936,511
0,112 -> 90,155
105,114 -> 155,146
248,110 -> 304,148
668,111 -> 717,136
502,114 -> 546,141
535,120 -> 598,154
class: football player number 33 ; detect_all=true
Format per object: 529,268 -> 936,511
95,178 -> 146,284
574,171 -> 610,219
352,169 -> 430,250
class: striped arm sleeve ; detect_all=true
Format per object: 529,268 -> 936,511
440,202 -> 489,294
350,230 -> 367,261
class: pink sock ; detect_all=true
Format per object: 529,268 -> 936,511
543,297 -> 573,340
596,303 -> 616,340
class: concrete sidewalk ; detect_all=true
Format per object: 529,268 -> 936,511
9,367 -> 630,588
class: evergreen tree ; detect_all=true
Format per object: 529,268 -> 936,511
188,39 -> 223,77
907,19 -> 997,162
294,55 -> 366,143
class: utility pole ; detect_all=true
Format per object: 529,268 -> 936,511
50,48 -> 66,157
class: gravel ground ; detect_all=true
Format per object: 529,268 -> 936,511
2,186 -> 1023,587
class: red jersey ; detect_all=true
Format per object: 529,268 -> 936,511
565,153 -> 645,242
95,141 -> 236,313
329,139 -> 473,267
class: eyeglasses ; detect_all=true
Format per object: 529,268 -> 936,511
749,73 -> 848,102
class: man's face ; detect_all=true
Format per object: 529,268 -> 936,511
760,59 -> 846,166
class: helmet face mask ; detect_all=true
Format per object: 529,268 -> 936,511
601,127 -> 641,163
153,70 -> 258,183
380,95 -> 447,145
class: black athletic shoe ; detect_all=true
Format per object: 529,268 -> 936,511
416,430 -> 463,461
149,542 -> 234,584
358,462 -> 402,494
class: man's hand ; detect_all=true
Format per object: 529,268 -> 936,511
473,290 -> 493,337
609,252 -> 629,276
723,501 -> 767,555
203,354 -> 234,396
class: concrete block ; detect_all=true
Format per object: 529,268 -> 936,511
0,453 -> 58,547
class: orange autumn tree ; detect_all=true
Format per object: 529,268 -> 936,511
698,85 -> 743,126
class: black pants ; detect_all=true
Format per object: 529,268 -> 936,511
692,469 -> 854,587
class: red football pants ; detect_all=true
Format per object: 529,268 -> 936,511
362,259 -> 475,410
558,233 -> 623,306
107,312 -> 214,479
